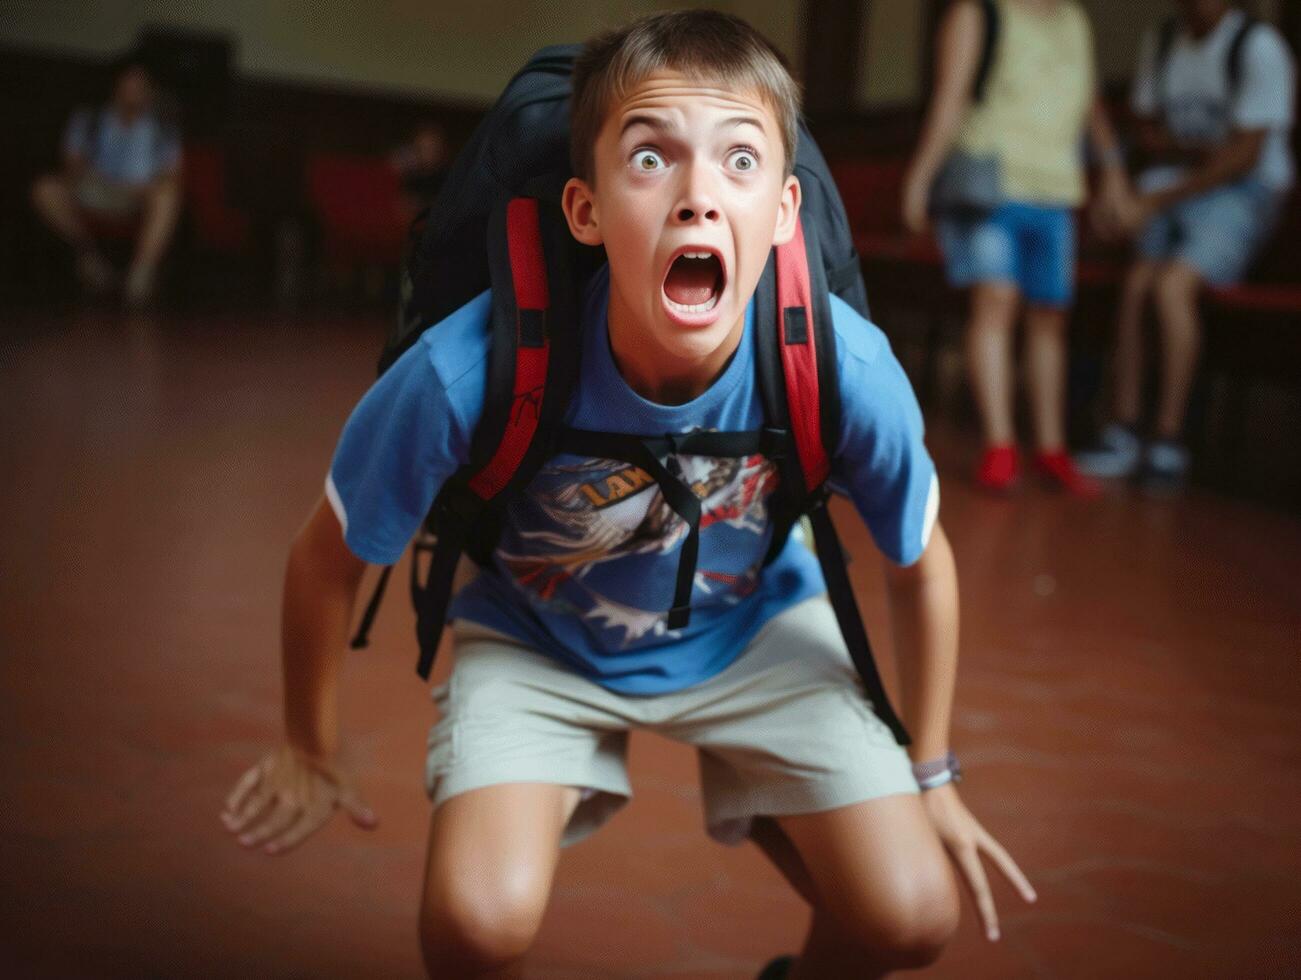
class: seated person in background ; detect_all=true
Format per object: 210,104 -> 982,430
30,57 -> 182,307
390,121 -> 450,219
1079,0 -> 1295,486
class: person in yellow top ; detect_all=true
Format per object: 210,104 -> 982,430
903,0 -> 1130,494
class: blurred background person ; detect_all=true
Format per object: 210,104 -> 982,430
29,56 -> 181,307
1077,0 -> 1295,488
902,0 -> 1129,496
390,120 -> 450,220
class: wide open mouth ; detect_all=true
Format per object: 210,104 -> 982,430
662,250 -> 725,315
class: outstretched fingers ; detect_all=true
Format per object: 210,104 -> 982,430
223,761 -> 264,818
338,781 -> 379,830
951,840 -> 1000,941
265,801 -> 335,855
979,828 -> 1037,904
239,797 -> 301,849
225,781 -> 276,835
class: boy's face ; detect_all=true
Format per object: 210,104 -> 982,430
563,71 -> 800,371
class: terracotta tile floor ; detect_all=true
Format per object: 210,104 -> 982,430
2,310 -> 1298,978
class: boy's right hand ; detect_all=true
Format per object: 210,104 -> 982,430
221,745 -> 378,855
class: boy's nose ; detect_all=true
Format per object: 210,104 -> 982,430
673,164 -> 720,224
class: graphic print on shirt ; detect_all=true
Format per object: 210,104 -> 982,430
493,442 -> 780,645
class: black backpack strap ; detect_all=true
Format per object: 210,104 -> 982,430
1154,15 -> 1180,113
757,220 -> 911,747
349,564 -> 393,650
1226,16 -> 1259,98
972,0 -> 1001,105
554,427 -> 786,631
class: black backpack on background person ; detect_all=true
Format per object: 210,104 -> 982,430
1152,13 -> 1260,117
350,45 -> 915,747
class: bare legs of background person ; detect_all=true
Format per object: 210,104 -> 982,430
1110,260 -> 1160,429
29,174 -> 113,293
125,176 -> 181,306
964,282 -> 1021,447
1151,260 -> 1203,442
1022,304 -> 1067,453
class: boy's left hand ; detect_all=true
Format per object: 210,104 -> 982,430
921,783 -> 1036,941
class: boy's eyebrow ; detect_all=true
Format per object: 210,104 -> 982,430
619,113 -> 669,138
618,113 -> 769,139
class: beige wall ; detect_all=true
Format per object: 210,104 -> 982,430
0,0 -> 799,104
858,0 -> 922,108
3,1 -> 1282,108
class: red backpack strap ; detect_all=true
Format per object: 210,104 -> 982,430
775,217 -> 834,495
758,220 -> 911,746
467,196 -> 552,500
405,194 -> 581,679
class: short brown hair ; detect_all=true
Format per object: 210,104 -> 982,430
569,9 -> 802,184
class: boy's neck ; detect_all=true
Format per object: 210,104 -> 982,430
606,287 -> 746,406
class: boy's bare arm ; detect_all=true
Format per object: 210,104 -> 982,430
221,496 -> 378,854
282,496 -> 368,758
883,521 -> 958,764
883,521 -> 1036,941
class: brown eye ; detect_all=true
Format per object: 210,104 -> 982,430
633,150 -> 665,171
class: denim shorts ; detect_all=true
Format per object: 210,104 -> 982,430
937,201 -> 1076,307
425,597 -> 917,848
1136,179 -> 1284,287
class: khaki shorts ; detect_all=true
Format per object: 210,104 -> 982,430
75,173 -> 142,217
425,597 -> 918,847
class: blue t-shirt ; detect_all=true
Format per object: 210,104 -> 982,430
328,266 -> 938,694
64,108 -> 180,187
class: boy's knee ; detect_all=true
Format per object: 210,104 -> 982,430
833,871 -> 961,969
419,870 -> 548,972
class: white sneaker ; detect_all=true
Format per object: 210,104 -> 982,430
1075,423 -> 1143,478
1140,440 -> 1190,488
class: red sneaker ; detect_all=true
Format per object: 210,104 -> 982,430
975,445 -> 1020,493
1034,450 -> 1102,498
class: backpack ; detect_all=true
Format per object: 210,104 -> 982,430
1153,13 -> 1259,117
351,45 -> 912,747
970,0 -> 1002,106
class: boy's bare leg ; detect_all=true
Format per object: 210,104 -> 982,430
964,282 -> 1021,446
1022,305 -> 1067,452
1151,259 -> 1203,441
754,795 -> 960,979
1111,260 -> 1160,426
420,783 -> 582,979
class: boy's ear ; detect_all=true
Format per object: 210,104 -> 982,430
562,177 -> 603,246
771,174 -> 802,247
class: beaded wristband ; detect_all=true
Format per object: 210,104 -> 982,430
911,751 -> 961,791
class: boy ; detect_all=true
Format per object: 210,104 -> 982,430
222,12 -> 1034,979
